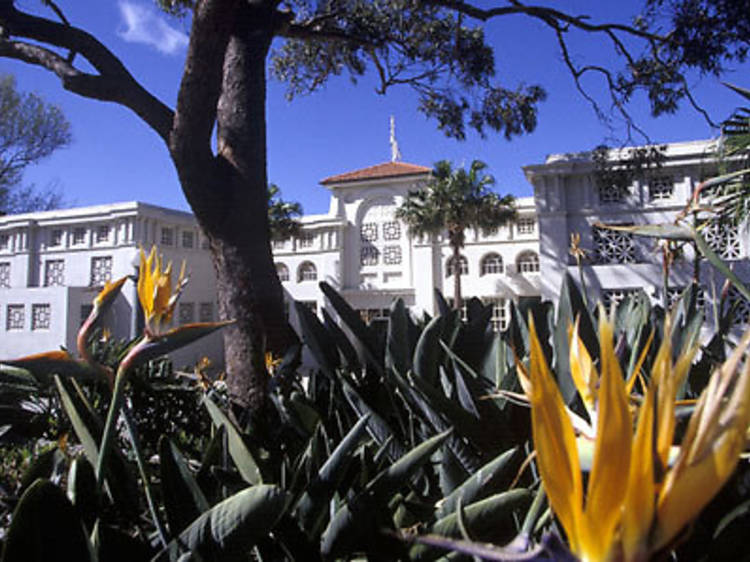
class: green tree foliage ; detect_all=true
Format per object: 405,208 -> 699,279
267,183 -> 303,241
0,74 -> 70,214
396,160 -> 515,308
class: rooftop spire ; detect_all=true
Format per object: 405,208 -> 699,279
389,115 -> 402,162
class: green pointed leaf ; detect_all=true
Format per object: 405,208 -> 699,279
386,298 -> 411,376
67,456 -> 98,528
694,229 -> 750,302
342,381 -> 406,461
413,315 -> 444,386
130,321 -> 233,366
437,447 -> 519,518
295,415 -> 370,535
411,489 -> 531,561
153,484 -> 287,562
294,300 -> 339,379
322,309 -> 360,371
321,430 -> 451,559
319,281 -> 382,369
2,479 -> 94,562
203,396 -> 262,485
159,436 -> 210,536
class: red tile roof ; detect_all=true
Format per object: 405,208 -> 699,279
321,161 -> 431,185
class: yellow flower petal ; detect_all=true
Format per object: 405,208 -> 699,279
622,380 -> 656,562
527,315 -> 583,555
569,318 -> 598,418
580,312 -> 632,562
654,330 -> 750,551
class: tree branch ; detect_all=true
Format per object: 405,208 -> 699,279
0,3 -> 174,142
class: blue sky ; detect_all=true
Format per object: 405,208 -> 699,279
5,1 -> 748,215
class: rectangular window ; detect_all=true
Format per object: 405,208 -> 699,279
199,302 -> 214,322
161,227 -> 174,246
178,302 -> 195,325
31,304 -> 51,330
182,231 -> 194,249
517,218 -> 536,234
44,259 -> 65,286
0,262 -> 9,288
96,225 -> 110,243
90,256 -> 113,286
50,229 -> 63,246
272,238 -> 286,249
598,184 -> 627,204
298,232 -> 314,248
72,227 -> 86,245
6,304 -> 24,330
0,234 -> 9,250
485,298 -> 508,332
702,219 -> 741,261
648,176 -> 674,201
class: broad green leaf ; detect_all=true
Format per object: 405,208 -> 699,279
67,456 -> 98,528
321,430 -> 451,559
386,298 -> 411,376
694,230 -> 750,302
203,396 -> 262,485
410,489 -> 531,561
294,300 -> 339,379
128,321 -> 232,367
2,479 -> 94,562
319,281 -> 382,369
159,436 -> 210,536
153,484 -> 287,562
54,376 -> 138,514
437,447 -> 520,517
413,315 -> 444,386
295,415 -> 370,535
322,309 -> 360,371
342,381 -> 406,461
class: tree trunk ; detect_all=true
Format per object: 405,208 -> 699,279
452,241 -> 462,311
173,4 -> 290,417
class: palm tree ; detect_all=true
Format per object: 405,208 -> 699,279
396,160 -> 516,310
268,183 -> 303,242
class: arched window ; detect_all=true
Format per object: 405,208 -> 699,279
480,253 -> 503,275
298,261 -> 317,282
276,263 -> 289,282
517,251 -> 540,273
446,255 -> 468,277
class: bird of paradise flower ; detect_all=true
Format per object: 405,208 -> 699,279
522,311 -> 750,562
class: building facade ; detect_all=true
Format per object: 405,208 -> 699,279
1,139 -> 746,368
274,161 -> 541,331
524,139 -> 750,327
0,202 -> 222,365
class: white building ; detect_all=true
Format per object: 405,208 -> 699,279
2,139 -> 745,368
525,139 -> 750,326
274,161 -> 540,331
0,202 -> 223,366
